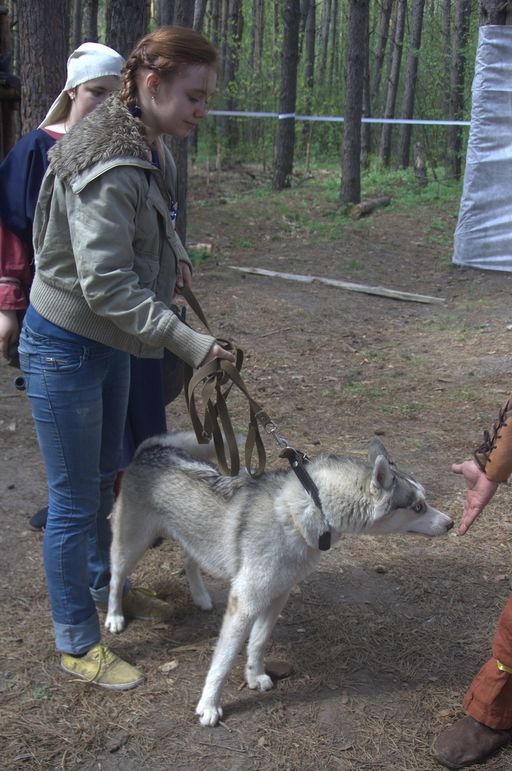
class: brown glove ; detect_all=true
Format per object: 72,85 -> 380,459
474,398 -> 512,482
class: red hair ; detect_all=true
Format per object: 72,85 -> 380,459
121,26 -> 219,107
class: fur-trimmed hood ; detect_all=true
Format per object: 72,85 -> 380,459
48,95 -> 152,184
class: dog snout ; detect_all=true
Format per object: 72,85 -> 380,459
446,519 -> 454,531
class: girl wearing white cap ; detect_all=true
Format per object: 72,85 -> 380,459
0,42 -> 124,528
17,26 -> 234,690
0,42 -> 124,359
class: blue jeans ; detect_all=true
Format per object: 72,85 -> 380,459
18,323 -> 130,655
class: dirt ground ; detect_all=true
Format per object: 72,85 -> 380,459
2,166 -> 512,770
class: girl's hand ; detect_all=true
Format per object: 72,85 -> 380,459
0,310 -> 19,359
203,342 -> 236,365
175,261 -> 192,292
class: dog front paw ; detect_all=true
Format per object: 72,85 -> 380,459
194,594 -> 213,612
196,701 -> 223,726
105,612 -> 126,634
247,672 -> 274,691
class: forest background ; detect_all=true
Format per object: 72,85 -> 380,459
1,0 -> 507,220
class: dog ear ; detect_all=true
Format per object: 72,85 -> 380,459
368,437 -> 390,465
371,454 -> 395,493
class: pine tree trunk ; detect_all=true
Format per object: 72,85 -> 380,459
174,0 -> 194,26
341,0 -> 369,204
301,0 -> 316,151
272,0 -> 301,191
17,0 -> 69,131
106,0 -> 148,58
398,0 -> 425,168
480,0 -> 512,24
318,0 -> 331,88
71,0 -> 82,49
0,4 -> 18,155
379,0 -> 407,167
221,0 -> 243,150
371,0 -> 393,113
155,0 -> 174,26
82,0 -> 98,42
360,7 -> 371,166
194,0 -> 208,30
446,0 -> 472,180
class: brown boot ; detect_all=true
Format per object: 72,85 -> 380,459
432,715 -> 512,768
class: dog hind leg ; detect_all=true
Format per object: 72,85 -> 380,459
105,510 -> 156,633
183,554 -> 213,611
245,590 -> 290,691
196,590 -> 254,726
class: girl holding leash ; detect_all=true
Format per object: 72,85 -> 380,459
18,26 -> 234,690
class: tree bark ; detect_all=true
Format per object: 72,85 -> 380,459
0,3 -> 19,156
341,0 -> 369,204
17,0 -> 69,131
194,0 -> 208,31
328,0 -> 339,92
371,0 -> 393,113
218,0 -> 243,150
301,0 -> 316,152
272,0 -> 301,191
318,0 -> 331,88
379,0 -> 407,167
71,0 -> 82,49
446,0 -> 472,180
398,0 -> 425,168
155,0 -> 175,26
174,0 -> 194,26
82,0 -> 98,42
106,0 -> 148,58
480,0 -> 512,24
360,7 -> 371,166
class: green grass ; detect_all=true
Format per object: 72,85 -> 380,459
189,160 -> 463,249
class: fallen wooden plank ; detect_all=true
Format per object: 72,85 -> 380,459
227,266 -> 445,305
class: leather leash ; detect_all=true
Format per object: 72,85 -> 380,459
179,286 -> 331,550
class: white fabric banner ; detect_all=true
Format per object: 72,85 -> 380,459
453,25 -> 512,271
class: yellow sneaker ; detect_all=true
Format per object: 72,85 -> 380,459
122,587 -> 174,621
61,643 -> 144,690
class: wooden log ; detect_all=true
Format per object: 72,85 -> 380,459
350,196 -> 391,220
228,266 -> 446,305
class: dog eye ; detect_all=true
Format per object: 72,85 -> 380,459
413,502 -> 424,513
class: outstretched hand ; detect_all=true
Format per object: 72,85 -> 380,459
452,459 -> 498,535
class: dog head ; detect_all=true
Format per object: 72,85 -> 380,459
364,438 -> 454,537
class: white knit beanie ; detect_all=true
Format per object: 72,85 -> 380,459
39,42 -> 125,128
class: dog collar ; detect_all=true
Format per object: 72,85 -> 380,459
279,447 -> 331,551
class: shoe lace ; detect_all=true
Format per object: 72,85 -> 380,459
70,644 -> 116,685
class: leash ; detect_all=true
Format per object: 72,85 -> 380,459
180,286 -> 331,551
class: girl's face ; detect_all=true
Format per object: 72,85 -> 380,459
146,65 -> 217,140
68,75 -> 120,126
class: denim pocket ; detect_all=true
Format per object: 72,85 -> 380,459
39,351 -> 83,374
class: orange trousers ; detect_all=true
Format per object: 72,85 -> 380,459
464,595 -> 512,729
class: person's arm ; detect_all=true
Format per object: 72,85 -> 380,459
453,396 -> 512,534
0,220 -> 32,358
451,460 -> 499,535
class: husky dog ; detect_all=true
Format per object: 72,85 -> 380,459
105,434 -> 453,726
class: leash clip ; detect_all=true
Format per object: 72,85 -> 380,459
264,419 -> 289,450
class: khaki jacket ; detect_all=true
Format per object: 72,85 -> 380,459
30,95 -> 214,367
